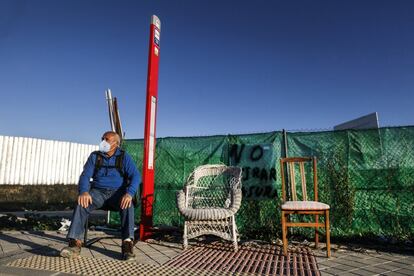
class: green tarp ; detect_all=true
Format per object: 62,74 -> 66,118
110,126 -> 414,241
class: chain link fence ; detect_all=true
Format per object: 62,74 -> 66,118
109,126 -> 414,241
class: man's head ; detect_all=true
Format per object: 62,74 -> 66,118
100,131 -> 121,155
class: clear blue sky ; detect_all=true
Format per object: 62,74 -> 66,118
0,0 -> 413,144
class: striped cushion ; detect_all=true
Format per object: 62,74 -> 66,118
282,201 -> 330,210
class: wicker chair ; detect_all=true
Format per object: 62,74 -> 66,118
176,164 -> 243,251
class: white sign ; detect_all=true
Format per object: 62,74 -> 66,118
148,96 -> 157,169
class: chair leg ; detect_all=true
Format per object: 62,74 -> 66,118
325,210 -> 331,258
183,221 -> 188,250
315,214 -> 319,249
281,210 -> 288,256
231,216 -> 238,252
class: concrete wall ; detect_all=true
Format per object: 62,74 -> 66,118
0,184 -> 78,211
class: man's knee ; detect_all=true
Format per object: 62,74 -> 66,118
74,204 -> 92,214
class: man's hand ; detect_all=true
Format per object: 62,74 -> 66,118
120,193 -> 133,209
78,192 -> 92,208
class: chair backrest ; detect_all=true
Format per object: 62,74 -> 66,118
280,157 -> 318,202
185,164 -> 242,209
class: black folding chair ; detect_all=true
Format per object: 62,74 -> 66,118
83,192 -> 139,248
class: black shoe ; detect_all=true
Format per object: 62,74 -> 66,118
122,240 -> 135,262
60,239 -> 82,258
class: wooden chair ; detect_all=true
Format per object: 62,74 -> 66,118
280,157 -> 331,257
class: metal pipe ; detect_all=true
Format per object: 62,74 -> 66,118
105,89 -> 116,131
113,97 -> 124,142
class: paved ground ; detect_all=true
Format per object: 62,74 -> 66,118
0,231 -> 413,275
314,245 -> 414,275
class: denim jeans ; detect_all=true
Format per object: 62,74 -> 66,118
67,187 -> 135,241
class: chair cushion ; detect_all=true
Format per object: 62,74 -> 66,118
176,189 -> 242,220
178,207 -> 236,220
282,201 -> 330,210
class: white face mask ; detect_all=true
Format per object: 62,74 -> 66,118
99,140 -> 111,153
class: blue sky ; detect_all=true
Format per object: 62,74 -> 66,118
0,0 -> 413,144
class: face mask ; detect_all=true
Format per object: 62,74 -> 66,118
99,140 -> 111,153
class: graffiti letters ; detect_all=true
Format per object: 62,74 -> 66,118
228,144 -> 278,199
242,167 -> 276,182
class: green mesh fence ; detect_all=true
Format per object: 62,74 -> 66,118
109,126 -> 414,241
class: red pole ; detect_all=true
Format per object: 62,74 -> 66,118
140,15 -> 161,241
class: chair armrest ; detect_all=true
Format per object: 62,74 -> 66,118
229,188 -> 242,213
176,190 -> 186,215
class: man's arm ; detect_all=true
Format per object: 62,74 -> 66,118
78,153 -> 96,194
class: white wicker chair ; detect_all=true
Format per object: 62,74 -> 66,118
176,164 -> 243,251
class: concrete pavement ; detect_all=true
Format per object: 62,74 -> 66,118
0,231 -> 412,275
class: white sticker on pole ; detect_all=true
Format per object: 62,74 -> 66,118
148,96 -> 157,169
154,28 -> 160,47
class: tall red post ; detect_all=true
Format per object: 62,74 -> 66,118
140,15 -> 161,241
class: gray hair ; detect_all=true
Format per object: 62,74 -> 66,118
103,131 -> 121,146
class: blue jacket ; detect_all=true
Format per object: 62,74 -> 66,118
78,148 -> 140,197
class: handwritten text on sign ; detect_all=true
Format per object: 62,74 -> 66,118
228,144 -> 277,199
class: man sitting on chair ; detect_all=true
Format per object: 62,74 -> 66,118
60,131 -> 140,261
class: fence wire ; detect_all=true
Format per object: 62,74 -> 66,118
109,126 -> 414,241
